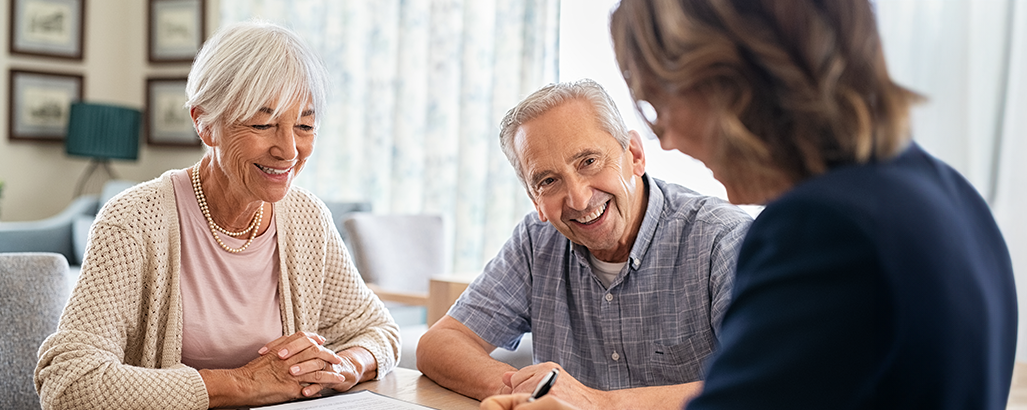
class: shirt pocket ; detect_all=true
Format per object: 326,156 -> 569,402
648,331 -> 715,385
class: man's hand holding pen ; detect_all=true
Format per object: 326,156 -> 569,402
483,363 -> 607,410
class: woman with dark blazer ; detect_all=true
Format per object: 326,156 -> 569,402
482,0 -> 1017,409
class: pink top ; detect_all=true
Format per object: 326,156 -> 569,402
171,169 -> 283,370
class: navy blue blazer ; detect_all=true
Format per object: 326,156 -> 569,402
688,143 -> 1017,409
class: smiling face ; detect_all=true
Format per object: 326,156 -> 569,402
199,98 -> 316,205
515,98 -> 647,263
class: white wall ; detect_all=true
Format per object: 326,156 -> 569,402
559,0 -> 727,200
0,0 -> 220,222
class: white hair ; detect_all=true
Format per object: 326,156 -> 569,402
185,21 -> 329,142
499,79 -> 631,187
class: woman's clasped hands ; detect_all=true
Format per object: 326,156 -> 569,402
258,331 -> 363,397
205,331 -> 369,407
258,332 -> 371,398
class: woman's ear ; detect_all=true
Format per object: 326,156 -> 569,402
190,107 -> 215,147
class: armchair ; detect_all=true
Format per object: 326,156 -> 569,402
322,200 -> 372,248
342,213 -> 534,369
342,213 -> 445,369
0,252 -> 72,409
342,213 -> 445,316
0,196 -> 97,265
0,180 -> 135,266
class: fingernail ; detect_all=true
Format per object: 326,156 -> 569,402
258,346 -> 268,354
278,349 -> 288,358
291,365 -> 301,375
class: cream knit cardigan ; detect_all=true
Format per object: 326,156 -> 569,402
34,170 -> 400,409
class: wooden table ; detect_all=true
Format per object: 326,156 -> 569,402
351,367 -> 480,410
362,361 -> 1027,410
427,274 -> 475,325
1009,362 -> 1027,410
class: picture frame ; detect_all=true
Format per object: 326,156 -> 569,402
8,69 -> 83,142
148,0 -> 205,63
9,0 -> 85,60
145,77 -> 200,146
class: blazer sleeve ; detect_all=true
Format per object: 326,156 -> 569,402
689,197 -> 886,409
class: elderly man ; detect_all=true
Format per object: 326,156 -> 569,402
417,79 -> 752,409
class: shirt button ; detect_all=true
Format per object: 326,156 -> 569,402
611,351 -> 620,361
605,293 -> 613,302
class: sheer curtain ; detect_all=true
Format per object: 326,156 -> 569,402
876,0 -> 1027,360
990,0 -> 1027,362
219,0 -> 559,273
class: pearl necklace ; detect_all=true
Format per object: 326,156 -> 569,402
191,164 -> 264,253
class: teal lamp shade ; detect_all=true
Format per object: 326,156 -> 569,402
65,102 -> 141,160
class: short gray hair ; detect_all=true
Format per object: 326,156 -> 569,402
186,21 -> 329,142
499,79 -> 630,186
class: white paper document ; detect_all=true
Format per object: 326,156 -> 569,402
252,390 -> 437,410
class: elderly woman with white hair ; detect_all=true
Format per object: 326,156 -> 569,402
35,21 -> 399,409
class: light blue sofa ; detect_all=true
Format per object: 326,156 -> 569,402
0,181 -> 372,270
0,180 -> 136,268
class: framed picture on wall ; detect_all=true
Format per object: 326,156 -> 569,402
9,0 -> 85,60
148,0 -> 205,63
8,69 -> 83,142
146,77 -> 199,146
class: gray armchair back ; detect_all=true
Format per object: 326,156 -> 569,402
342,213 -> 445,295
0,252 -> 71,409
322,201 -> 372,247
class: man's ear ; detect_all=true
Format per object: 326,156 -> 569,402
527,185 -> 548,223
627,130 -> 646,177
190,107 -> 215,147
534,200 -> 548,223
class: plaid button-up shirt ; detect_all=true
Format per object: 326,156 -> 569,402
449,175 -> 752,390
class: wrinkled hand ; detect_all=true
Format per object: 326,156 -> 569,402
257,331 -> 365,397
202,331 -> 377,408
205,331 -> 344,407
480,393 -> 580,410
502,363 -> 606,410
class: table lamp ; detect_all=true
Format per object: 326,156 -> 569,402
65,102 -> 142,197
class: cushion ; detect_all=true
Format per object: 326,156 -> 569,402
72,215 -> 94,265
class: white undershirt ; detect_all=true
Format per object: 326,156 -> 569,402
588,253 -> 627,288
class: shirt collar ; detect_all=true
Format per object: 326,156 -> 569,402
571,173 -> 664,272
627,173 -> 663,270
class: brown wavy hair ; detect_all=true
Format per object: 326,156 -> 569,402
611,0 -> 922,202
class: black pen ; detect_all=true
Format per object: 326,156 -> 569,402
529,368 -> 559,402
